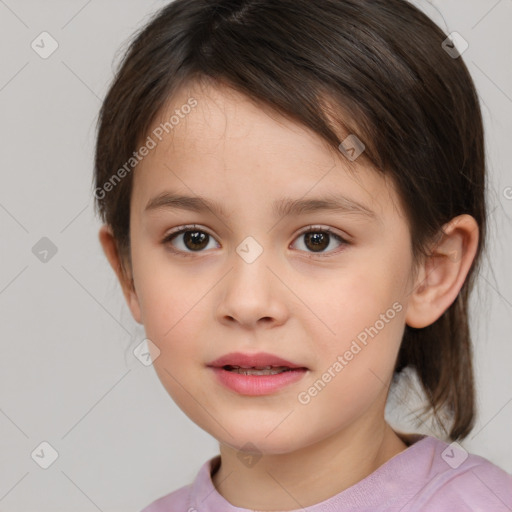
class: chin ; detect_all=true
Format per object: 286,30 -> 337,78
212,425 -> 306,456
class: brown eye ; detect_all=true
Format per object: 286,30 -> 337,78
163,226 -> 219,254
292,227 -> 347,255
304,232 -> 330,252
183,230 -> 209,251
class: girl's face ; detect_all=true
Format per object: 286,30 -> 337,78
126,81 -> 416,454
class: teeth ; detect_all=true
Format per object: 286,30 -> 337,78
229,365 -> 277,370
227,366 -> 291,376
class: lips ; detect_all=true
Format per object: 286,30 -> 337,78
207,352 -> 309,395
207,352 -> 308,371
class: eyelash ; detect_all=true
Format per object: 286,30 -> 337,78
161,224 -> 349,258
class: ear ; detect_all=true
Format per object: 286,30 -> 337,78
98,224 -> 143,324
405,214 -> 479,328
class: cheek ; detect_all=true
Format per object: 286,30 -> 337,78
296,278 -> 406,429
295,255 -> 409,380
136,269 -> 210,411
131,250 -> 204,354
305,265 -> 405,336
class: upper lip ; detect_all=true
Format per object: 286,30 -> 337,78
207,352 -> 308,369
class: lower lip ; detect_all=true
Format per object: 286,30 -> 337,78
209,367 -> 308,396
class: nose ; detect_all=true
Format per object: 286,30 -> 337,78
215,244 -> 289,330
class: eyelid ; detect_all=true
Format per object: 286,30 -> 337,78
163,224 -> 214,239
296,225 -> 349,239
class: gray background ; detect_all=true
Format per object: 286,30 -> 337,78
0,1 -> 511,510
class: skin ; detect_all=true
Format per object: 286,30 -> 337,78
99,79 -> 479,510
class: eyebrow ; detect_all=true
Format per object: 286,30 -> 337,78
144,192 -> 376,220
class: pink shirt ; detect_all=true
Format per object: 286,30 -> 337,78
141,434 -> 512,511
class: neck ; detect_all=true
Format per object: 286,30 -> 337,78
211,419 -> 408,510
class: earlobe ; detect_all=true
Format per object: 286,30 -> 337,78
98,225 -> 143,324
405,214 -> 479,329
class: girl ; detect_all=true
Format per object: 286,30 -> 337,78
94,0 -> 512,510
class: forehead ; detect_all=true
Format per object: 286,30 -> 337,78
153,81 -> 335,164
131,80 -> 400,222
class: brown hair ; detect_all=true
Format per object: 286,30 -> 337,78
93,0 -> 486,441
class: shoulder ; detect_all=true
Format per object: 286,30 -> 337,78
406,436 -> 512,511
139,483 -> 192,512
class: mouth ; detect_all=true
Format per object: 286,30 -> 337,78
207,353 -> 309,395
207,351 -> 308,371
221,365 -> 304,375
